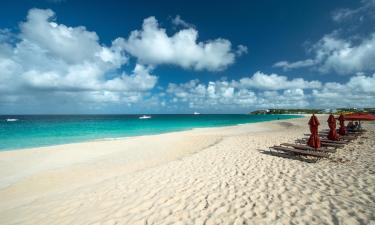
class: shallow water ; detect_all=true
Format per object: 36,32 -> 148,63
0,114 -> 301,151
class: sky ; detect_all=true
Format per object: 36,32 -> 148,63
0,0 -> 374,114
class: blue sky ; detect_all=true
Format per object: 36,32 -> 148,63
0,0 -> 374,114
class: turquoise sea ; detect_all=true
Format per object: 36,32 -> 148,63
0,114 -> 300,151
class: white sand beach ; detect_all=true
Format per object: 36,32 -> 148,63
0,115 -> 374,225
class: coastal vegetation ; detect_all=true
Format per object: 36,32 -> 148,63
250,108 -> 375,115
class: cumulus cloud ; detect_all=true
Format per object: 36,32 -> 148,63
167,72 -> 319,110
236,71 -> 321,90
122,16 -> 241,71
0,8 -> 157,112
256,88 -> 309,109
274,33 -> 375,75
167,79 -> 257,110
0,9 -> 248,113
315,34 -> 375,74
104,64 -> 157,92
274,0 -> 375,75
20,9 -> 126,66
3,8 -> 372,114
166,72 -> 375,111
312,74 -> 375,107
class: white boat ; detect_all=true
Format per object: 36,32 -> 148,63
139,115 -> 151,119
6,118 -> 18,122
193,112 -> 200,115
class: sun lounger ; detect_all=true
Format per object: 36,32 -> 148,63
331,135 -> 357,140
281,143 -> 336,153
320,139 -> 349,144
299,137 -> 349,144
322,129 -> 367,133
321,129 -> 364,136
296,139 -> 345,148
304,133 -> 357,140
270,146 -> 329,158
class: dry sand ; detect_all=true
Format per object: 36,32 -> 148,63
0,115 -> 374,225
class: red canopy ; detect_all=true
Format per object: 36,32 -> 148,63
343,112 -> 375,121
327,114 -> 339,140
338,113 -> 347,135
307,114 -> 321,149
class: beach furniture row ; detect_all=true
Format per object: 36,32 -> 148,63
269,113 -> 374,160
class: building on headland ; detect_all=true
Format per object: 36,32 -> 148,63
250,109 -> 269,115
249,108 -> 373,115
250,109 -> 321,115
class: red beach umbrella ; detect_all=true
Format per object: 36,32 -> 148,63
344,112 -> 375,121
307,114 -> 321,149
327,114 -> 339,140
338,113 -> 347,135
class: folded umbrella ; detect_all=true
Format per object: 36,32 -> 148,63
327,114 -> 339,140
307,114 -> 321,149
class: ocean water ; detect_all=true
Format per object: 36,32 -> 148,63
0,114 -> 300,151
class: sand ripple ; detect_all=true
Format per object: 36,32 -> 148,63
0,116 -> 374,225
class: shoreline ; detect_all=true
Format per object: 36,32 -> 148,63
0,117 -> 304,205
1,114 -> 374,224
0,114 -> 302,152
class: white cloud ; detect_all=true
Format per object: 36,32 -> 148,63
0,9 -> 250,113
274,33 -> 375,75
256,88 -> 309,109
104,64 -> 157,92
346,73 -> 375,93
166,72 -> 375,111
274,0 -> 375,75
0,8 -> 158,112
332,0 -> 375,23
167,71 -> 319,110
122,16 -> 240,71
20,63 -> 157,93
312,74 -> 375,107
236,44 -> 248,56
273,59 -> 315,71
316,34 -> 375,74
236,71 -> 321,90
167,79 -> 258,110
171,15 -> 194,29
3,8 -> 372,114
20,9 -> 126,66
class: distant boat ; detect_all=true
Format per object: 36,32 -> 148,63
139,115 -> 151,119
6,118 -> 18,122
193,112 -> 200,115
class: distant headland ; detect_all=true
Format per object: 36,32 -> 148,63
249,108 -> 375,115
